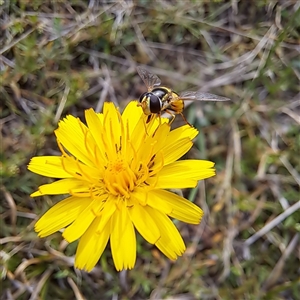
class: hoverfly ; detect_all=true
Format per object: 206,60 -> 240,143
137,67 -> 230,125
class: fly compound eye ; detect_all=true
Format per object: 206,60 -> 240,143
139,92 -> 148,103
149,93 -> 162,114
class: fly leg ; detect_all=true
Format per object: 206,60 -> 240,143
164,109 -> 176,125
179,112 -> 192,127
146,115 -> 153,123
157,113 -> 162,126
164,110 -> 193,127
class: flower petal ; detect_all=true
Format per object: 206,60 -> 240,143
146,191 -> 173,215
110,203 -> 136,271
30,178 -> 88,197
162,138 -> 193,166
62,200 -> 103,243
28,156 -> 71,178
148,190 -> 203,224
121,100 -> 143,135
102,102 -> 122,159
60,156 -> 102,180
35,196 -> 91,237
95,197 -> 116,234
166,124 -> 198,141
75,216 -> 110,271
156,160 -> 215,189
128,203 -> 161,244
84,108 -> 107,163
147,206 -> 185,260
137,123 -> 170,164
129,116 -> 149,154
153,123 -> 198,166
55,115 -> 95,167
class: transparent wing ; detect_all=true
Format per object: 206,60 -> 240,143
137,67 -> 161,91
179,91 -> 230,102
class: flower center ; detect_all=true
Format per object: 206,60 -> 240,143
103,158 -> 136,198
111,160 -> 124,173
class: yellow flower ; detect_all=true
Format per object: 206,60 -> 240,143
28,101 -> 215,271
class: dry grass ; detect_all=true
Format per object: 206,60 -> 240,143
1,1 -> 299,299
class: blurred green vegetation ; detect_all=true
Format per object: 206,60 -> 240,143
1,1 -> 299,299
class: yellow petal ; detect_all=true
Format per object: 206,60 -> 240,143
55,115 -> 95,167
102,102 -> 122,158
149,123 -> 171,155
162,138 -> 193,166
62,200 -> 102,243
166,124 -> 198,141
157,127 -> 197,169
28,156 -> 71,178
84,108 -> 107,163
147,207 -> 185,260
60,155 -> 102,180
35,196 -> 91,237
148,190 -> 203,224
110,203 -> 136,271
156,160 -> 215,189
137,123 -> 170,164
128,203 -> 161,244
146,191 -> 173,215
75,216 -> 110,271
30,178 -> 88,197
129,116 -> 148,154
121,100 -> 143,135
95,197 -> 116,234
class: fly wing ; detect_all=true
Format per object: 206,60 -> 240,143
137,67 -> 161,91
179,91 -> 230,102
